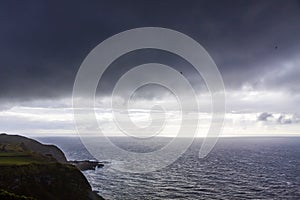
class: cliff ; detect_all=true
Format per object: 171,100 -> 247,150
0,133 -> 104,200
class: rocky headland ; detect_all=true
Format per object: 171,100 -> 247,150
0,133 -> 104,200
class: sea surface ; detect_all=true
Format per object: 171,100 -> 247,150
36,137 -> 300,199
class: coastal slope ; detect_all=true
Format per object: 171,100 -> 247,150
0,133 -> 104,200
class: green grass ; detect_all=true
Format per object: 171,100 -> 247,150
0,152 -> 56,166
0,152 -> 29,157
0,156 -> 47,165
0,189 -> 36,200
0,142 -> 57,166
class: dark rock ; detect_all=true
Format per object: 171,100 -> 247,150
68,160 -> 104,171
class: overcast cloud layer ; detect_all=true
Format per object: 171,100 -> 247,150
1,0 -> 300,100
0,0 -> 300,136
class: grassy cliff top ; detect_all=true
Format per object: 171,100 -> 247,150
0,143 -> 57,166
0,133 -> 67,163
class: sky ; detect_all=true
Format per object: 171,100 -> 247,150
0,0 -> 300,137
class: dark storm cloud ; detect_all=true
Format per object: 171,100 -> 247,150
257,112 -> 274,121
257,112 -> 300,124
1,0 -> 300,103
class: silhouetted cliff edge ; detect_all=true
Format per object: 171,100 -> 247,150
0,133 -> 104,200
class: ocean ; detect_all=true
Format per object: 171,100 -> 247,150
36,137 -> 300,199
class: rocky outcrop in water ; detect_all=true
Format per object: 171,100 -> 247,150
69,160 -> 104,171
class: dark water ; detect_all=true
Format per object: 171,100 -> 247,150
37,137 -> 300,199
